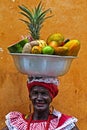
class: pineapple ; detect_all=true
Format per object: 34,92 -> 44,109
18,1 -> 52,40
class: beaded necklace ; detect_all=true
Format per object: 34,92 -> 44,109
27,114 -> 52,130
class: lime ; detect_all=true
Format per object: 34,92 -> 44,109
42,46 -> 54,55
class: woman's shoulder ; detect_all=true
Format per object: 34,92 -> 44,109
53,109 -> 78,130
53,109 -> 78,121
6,111 -> 22,118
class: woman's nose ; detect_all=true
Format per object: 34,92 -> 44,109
37,93 -> 42,99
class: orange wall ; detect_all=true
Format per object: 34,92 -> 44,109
0,0 -> 87,129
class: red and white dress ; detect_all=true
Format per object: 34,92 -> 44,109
5,109 -> 78,130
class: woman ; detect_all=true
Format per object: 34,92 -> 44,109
2,77 -> 79,130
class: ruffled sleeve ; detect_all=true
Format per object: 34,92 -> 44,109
53,109 -> 78,130
5,111 -> 28,130
5,110 -> 78,130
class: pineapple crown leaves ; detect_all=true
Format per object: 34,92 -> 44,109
18,1 -> 53,40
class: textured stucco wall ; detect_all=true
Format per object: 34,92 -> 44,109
0,0 -> 87,129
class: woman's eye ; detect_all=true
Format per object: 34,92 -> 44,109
41,92 -> 47,95
32,91 -> 38,95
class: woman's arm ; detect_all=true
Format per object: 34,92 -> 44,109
2,126 -> 9,130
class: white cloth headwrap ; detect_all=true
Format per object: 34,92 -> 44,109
27,77 -> 60,86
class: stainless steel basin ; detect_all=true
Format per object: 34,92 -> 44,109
10,53 -> 77,77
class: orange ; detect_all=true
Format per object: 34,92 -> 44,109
42,45 -> 54,55
31,46 -> 42,54
48,41 -> 58,48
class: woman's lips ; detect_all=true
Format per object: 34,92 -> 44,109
36,103 -> 45,107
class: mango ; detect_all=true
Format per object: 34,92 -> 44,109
46,33 -> 64,46
63,40 -> 80,56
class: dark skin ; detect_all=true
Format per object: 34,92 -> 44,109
29,86 -> 52,120
2,86 -> 79,130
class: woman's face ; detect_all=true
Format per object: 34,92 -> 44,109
29,86 -> 52,112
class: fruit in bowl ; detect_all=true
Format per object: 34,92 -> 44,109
46,33 -> 64,46
8,2 -> 81,57
8,38 -> 29,53
42,46 -> 54,55
7,2 -> 81,77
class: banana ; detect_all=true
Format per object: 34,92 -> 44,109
31,46 -> 42,54
36,40 -> 47,48
22,40 -> 47,53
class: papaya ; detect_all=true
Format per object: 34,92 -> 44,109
63,39 -> 80,56
54,46 -> 68,56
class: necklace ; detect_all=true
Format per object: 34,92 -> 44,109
27,114 -> 52,130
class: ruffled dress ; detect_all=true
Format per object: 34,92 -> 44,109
5,109 -> 78,130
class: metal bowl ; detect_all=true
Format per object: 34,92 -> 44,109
10,53 -> 77,77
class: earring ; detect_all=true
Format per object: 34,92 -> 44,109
49,105 -> 54,114
29,103 -> 33,114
